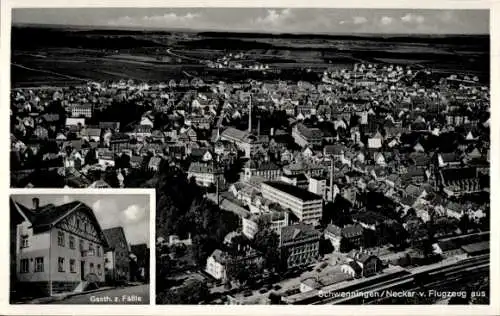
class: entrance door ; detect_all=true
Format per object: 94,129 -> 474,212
80,261 -> 85,281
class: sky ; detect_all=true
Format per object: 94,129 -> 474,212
12,194 -> 151,247
12,8 -> 489,35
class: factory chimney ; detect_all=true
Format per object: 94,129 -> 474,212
248,94 -> 252,133
330,158 -> 334,202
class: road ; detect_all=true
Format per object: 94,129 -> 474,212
53,284 -> 149,304
166,48 -> 203,63
11,62 -> 90,82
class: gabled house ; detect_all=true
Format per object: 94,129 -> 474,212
103,227 -> 130,283
11,198 -> 108,296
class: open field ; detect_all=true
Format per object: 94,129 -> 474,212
11,26 -> 490,87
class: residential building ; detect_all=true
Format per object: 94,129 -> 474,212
280,223 -> 321,269
308,176 -> 327,199
11,198 -> 107,295
243,160 -> 282,181
220,127 -> 267,157
130,244 -> 150,283
205,247 -> 264,282
71,104 -> 92,118
187,162 -> 224,187
103,227 -> 130,283
292,123 -> 323,148
324,224 -> 365,252
242,210 -> 289,239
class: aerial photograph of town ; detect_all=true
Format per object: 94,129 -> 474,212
9,8 -> 490,305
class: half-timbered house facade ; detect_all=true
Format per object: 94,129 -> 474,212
11,197 -> 108,296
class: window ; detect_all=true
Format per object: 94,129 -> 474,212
69,236 -> 75,249
70,259 -> 76,273
79,239 -> 84,251
58,257 -> 65,272
58,231 -> 65,247
84,223 -> 88,232
105,258 -> 109,263
89,243 -> 94,256
21,235 -> 29,248
76,218 -> 80,229
97,264 -> 101,275
90,263 -> 95,273
20,259 -> 29,273
96,246 -> 101,257
35,257 -> 44,272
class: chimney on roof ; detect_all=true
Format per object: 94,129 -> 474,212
32,197 -> 40,210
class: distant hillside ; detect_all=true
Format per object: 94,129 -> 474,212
197,31 -> 490,46
11,27 -> 165,49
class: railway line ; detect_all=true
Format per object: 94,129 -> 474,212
309,254 -> 489,305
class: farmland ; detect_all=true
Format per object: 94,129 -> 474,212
11,25 -> 490,87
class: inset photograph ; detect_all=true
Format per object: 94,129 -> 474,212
9,191 -> 152,304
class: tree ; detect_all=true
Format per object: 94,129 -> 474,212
319,237 -> 334,255
224,159 -> 243,184
339,237 -> 353,253
85,148 -> 98,165
253,228 -> 281,272
321,197 -> 353,227
157,279 -> 209,304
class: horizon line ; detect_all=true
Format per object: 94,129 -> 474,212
11,22 -> 490,36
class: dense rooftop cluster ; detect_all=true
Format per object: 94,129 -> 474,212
10,62 -> 490,304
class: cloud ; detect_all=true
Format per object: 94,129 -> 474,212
92,198 -> 150,246
254,9 -> 293,28
380,16 -> 394,25
92,199 -> 120,228
353,16 -> 368,24
121,204 -> 146,224
107,12 -> 201,28
401,13 -> 425,24
339,20 -> 346,25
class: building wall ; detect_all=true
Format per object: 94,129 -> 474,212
113,247 -> 130,281
206,256 -> 225,280
51,228 -> 105,283
282,237 -> 320,268
188,172 -> 223,187
104,251 -> 115,280
242,218 -> 259,239
16,223 -> 105,293
308,178 -> 326,199
16,222 -> 51,282
324,232 -> 341,252
261,183 -> 322,225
